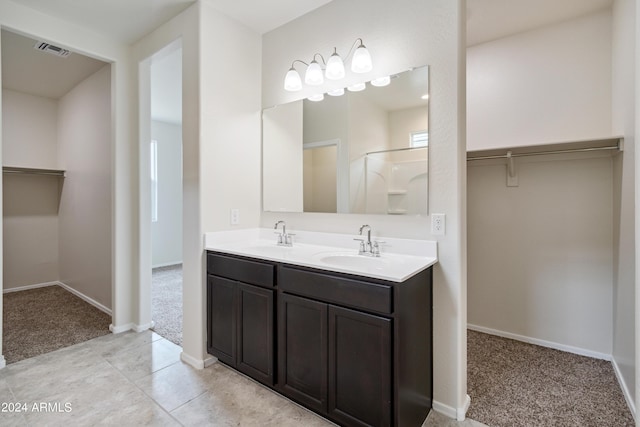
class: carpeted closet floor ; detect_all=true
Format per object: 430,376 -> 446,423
467,329 -> 634,427
151,264 -> 182,347
3,285 -> 111,364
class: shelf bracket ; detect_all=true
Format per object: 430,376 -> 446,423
506,151 -> 518,187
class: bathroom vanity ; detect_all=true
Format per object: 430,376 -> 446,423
205,229 -> 436,427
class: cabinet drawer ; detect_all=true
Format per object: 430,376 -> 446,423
208,253 -> 275,288
279,267 -> 392,314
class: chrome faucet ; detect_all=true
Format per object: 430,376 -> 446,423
274,220 -> 293,246
355,224 -> 382,257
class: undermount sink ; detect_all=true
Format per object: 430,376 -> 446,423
315,252 -> 391,270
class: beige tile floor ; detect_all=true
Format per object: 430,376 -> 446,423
0,331 -> 487,426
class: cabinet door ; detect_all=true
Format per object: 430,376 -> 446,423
278,293 -> 328,413
237,282 -> 274,385
207,275 -> 237,366
328,305 -> 392,427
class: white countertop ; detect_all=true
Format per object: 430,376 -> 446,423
204,228 -> 437,282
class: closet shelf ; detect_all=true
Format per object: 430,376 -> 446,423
3,166 -> 66,177
467,136 -> 623,161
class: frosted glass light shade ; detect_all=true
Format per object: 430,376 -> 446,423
325,53 -> 345,80
305,60 -> 324,85
284,68 -> 302,91
328,88 -> 345,96
351,44 -> 372,73
370,76 -> 390,87
308,93 -> 324,102
347,82 -> 366,92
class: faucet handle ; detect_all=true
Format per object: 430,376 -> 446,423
285,233 -> 295,245
353,238 -> 366,254
372,240 -> 385,257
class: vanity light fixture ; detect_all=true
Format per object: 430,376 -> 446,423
325,48 -> 346,80
327,88 -> 345,97
284,38 -> 373,92
370,75 -> 390,87
305,56 -> 324,85
421,94 -> 429,100
347,82 -> 366,92
308,93 -> 325,102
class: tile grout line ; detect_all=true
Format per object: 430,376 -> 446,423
100,342 -> 186,426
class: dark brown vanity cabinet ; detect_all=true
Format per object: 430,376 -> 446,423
206,253 -> 275,386
207,251 -> 433,427
278,267 -> 394,427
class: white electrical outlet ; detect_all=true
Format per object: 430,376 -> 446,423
230,209 -> 240,225
431,213 -> 445,235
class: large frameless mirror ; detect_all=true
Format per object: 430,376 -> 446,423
263,65 -> 429,215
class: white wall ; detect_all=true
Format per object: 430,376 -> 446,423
58,65 -> 112,309
3,174 -> 60,289
468,154 -> 614,356
1,89 -> 60,290
2,89 -> 58,169
131,3 -> 200,360
134,0 -> 262,366
467,10 -> 612,150
262,0 -> 467,418
612,0 -> 636,415
151,120 -> 182,268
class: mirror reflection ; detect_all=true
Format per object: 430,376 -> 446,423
263,65 -> 429,215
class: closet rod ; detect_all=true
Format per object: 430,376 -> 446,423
2,167 -> 66,177
467,144 -> 620,161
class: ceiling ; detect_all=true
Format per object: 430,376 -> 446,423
1,0 -> 617,112
11,0 -> 333,43
466,0 -> 614,46
1,29 -> 107,99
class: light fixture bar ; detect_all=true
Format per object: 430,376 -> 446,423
284,38 -> 373,92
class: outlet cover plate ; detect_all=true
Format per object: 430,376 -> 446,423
431,213 -> 445,235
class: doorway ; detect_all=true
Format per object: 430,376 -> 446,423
1,28 -> 113,363
146,41 -> 183,346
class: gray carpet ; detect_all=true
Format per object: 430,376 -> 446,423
151,264 -> 183,346
3,285 -> 111,364
467,329 -> 634,427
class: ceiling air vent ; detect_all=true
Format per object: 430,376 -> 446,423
33,41 -> 71,58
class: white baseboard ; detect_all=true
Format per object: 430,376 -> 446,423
57,282 -> 112,316
0,355 -> 6,370
110,323 -> 134,334
134,321 -> 155,332
432,394 -> 470,421
468,324 -> 611,361
181,351 -> 205,369
152,261 -> 182,269
4,281 -> 112,317
204,355 -> 217,368
612,357 -> 636,420
3,281 -> 60,293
